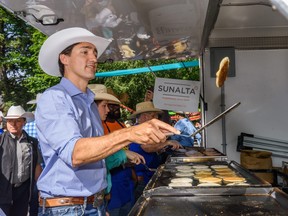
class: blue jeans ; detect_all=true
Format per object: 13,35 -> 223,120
38,203 -> 106,216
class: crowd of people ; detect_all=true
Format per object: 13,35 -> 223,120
0,27 -> 201,216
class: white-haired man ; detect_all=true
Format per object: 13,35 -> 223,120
0,106 -> 42,216
36,27 -> 179,215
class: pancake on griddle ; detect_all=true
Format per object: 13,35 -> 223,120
194,173 -> 213,180
175,165 -> 193,170
192,165 -> 209,169
204,151 -> 222,156
168,182 -> 192,187
176,168 -> 195,172
199,177 -> 222,184
210,165 -> 229,169
214,168 -> 234,173
171,177 -> 193,183
194,168 -> 212,172
195,171 -> 212,176
176,172 -> 194,177
223,176 -> 246,184
197,182 -> 221,187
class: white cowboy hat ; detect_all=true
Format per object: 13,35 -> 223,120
128,101 -> 162,119
88,84 -> 120,104
5,105 -> 34,123
27,93 -> 43,104
38,27 -> 112,77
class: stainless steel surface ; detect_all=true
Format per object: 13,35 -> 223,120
129,187 -> 288,216
144,160 -> 271,193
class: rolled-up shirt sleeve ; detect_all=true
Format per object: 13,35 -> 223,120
36,89 -> 82,166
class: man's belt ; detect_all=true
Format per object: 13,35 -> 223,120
39,190 -> 105,208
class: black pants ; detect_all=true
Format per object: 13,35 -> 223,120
0,180 -> 30,216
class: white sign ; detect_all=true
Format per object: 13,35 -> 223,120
153,77 -> 200,112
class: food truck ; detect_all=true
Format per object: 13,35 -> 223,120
1,0 -> 288,215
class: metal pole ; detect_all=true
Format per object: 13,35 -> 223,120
221,84 -> 227,155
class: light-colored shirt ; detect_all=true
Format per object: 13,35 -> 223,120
36,78 -> 107,198
23,121 -> 38,138
11,133 -> 31,186
171,118 -> 202,147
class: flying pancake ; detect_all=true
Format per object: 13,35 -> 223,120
216,57 -> 230,88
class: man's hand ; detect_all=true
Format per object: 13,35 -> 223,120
125,150 -> 145,165
163,140 -> 182,150
128,119 -> 180,145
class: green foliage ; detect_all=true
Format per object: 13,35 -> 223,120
95,59 -> 199,109
0,7 -> 58,111
0,7 -> 36,111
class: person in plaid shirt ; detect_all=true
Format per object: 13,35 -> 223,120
23,120 -> 37,138
24,93 -> 42,139
23,93 -> 43,216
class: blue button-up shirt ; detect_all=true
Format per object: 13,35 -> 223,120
36,78 -> 107,198
171,118 -> 202,147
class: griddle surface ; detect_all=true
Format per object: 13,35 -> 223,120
134,195 -> 287,216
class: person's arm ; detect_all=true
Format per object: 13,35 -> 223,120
140,139 -> 182,153
34,139 -> 43,181
72,119 -> 179,167
34,164 -> 42,181
36,89 -> 179,168
105,149 -> 127,171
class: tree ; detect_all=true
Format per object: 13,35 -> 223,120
95,59 -> 199,110
0,7 -> 59,112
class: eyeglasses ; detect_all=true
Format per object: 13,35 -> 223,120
108,104 -> 120,110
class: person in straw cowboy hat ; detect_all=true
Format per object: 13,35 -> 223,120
88,84 -> 145,213
36,27 -> 179,215
0,105 -> 42,216
89,83 -> 144,216
129,101 -> 182,201
24,93 -> 43,139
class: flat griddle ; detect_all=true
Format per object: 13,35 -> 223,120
129,187 -> 288,216
144,160 -> 270,192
